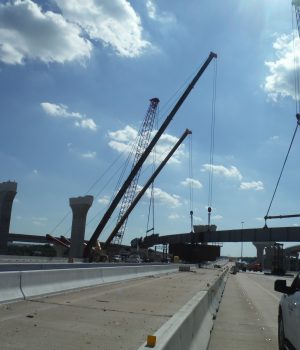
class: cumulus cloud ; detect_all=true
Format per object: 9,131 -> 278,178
138,185 -> 181,207
181,177 -> 203,189
146,0 -> 175,23
263,33 -> 300,101
0,0 -> 92,65
0,0 -> 150,65
56,0 -> 150,58
41,102 -> 97,131
240,181 -> 264,191
108,125 -> 186,164
201,164 -> 243,181
75,119 -> 97,131
98,195 -> 110,205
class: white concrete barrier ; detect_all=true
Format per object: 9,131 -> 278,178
0,271 -> 24,303
21,268 -> 104,298
0,265 -> 178,301
137,270 -> 228,350
101,266 -> 137,284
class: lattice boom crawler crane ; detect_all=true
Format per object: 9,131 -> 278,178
112,98 -> 160,245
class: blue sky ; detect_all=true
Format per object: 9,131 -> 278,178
1,0 -> 300,257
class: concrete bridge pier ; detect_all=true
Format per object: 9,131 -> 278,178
0,181 -> 17,253
252,242 -> 274,269
69,195 -> 93,259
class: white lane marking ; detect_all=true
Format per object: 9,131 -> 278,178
242,275 -> 281,302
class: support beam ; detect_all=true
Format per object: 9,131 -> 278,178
139,226 -> 300,248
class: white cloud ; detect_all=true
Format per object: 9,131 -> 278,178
138,185 -> 181,207
168,213 -> 180,220
33,169 -> 38,175
98,195 -> 110,205
256,217 -> 264,221
0,0 -> 150,66
240,181 -> 264,191
108,125 -> 186,164
41,102 -> 97,131
56,0 -> 150,58
108,125 -> 138,154
146,0 -> 175,23
181,177 -> 203,189
263,33 -> 300,101
0,0 -> 92,65
201,164 -> 243,181
75,118 -> 97,131
41,102 -> 82,119
81,151 -> 96,159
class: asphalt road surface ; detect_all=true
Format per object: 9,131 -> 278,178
208,271 -> 295,350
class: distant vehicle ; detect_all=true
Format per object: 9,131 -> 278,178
111,255 -> 122,263
127,255 -> 142,263
274,272 -> 300,350
247,262 -> 262,272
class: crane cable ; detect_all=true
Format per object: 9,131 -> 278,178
265,5 -> 300,226
208,59 -> 218,226
189,134 -> 194,232
146,109 -> 159,236
264,119 -> 299,226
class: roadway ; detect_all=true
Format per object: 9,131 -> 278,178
208,271 -> 296,350
0,267 -> 220,350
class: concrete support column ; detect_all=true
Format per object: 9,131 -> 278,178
252,242 -> 275,270
0,181 -> 17,253
69,195 -> 93,259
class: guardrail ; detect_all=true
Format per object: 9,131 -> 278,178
0,264 -> 180,303
137,268 -> 228,350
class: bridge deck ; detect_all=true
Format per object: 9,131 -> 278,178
0,268 -> 220,350
141,226 -> 300,247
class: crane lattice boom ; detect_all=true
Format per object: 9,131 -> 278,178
112,98 -> 159,245
293,0 -> 300,37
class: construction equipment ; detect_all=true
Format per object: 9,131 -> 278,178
84,52 -> 217,258
105,129 -> 192,245
293,0 -> 300,37
112,98 -> 159,246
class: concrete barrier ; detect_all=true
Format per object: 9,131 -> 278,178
21,268 -> 104,298
137,269 -> 228,350
0,271 -> 24,303
0,264 -> 180,302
